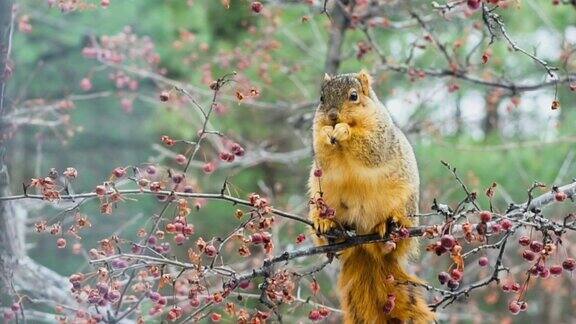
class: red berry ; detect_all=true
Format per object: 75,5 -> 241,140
239,280 -> 250,289
510,282 -> 521,292
467,0 -> 481,10
318,307 -> 329,317
562,258 -> 576,271
500,219 -> 513,231
113,167 -> 126,178
450,268 -> 463,281
529,241 -> 543,253
251,1 -> 263,13
159,91 -> 170,102
296,233 -> 306,244
478,257 -> 489,267
522,250 -> 536,261
539,267 -> 550,279
308,309 -> 321,321
210,312 -> 222,322
508,301 -> 521,315
479,211 -> 492,223
313,169 -> 323,177
440,234 -> 455,249
550,265 -> 563,276
555,191 -> 567,202
519,301 -> 528,312
518,235 -> 531,246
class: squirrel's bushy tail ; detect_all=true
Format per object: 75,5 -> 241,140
339,244 -> 435,324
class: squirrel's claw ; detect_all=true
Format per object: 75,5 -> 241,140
313,218 -> 337,235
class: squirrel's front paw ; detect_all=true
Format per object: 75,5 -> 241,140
331,123 -> 350,144
321,126 -> 335,145
313,217 -> 336,235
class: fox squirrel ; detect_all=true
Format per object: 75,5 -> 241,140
308,70 -> 435,323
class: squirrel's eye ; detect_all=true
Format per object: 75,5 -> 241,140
320,95 -> 325,103
349,91 -> 358,101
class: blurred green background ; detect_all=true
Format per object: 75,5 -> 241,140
4,0 -> 576,322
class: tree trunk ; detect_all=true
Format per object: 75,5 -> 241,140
324,0 -> 352,75
0,0 -> 76,307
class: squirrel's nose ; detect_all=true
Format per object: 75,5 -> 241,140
328,111 -> 339,122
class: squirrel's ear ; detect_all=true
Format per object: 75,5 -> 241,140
357,69 -> 372,96
323,73 -> 332,84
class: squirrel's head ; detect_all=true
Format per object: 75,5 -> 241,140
316,69 -> 383,127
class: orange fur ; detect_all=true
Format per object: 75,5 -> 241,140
309,71 -> 435,323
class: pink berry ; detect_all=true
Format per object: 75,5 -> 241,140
251,233 -> 263,244
189,297 -> 200,307
10,303 -> 20,312
146,165 -> 157,175
202,162 -> 215,174
508,301 -> 521,315
174,233 -> 186,245
478,257 -> 489,267
500,219 -> 513,231
251,1 -> 263,13
491,223 -> 501,233
175,154 -> 187,165
211,312 -> 222,322
555,191 -> 567,202
95,185 -> 106,196
112,167 -> 126,178
518,235 -> 531,246
230,143 -> 245,156
308,310 -> 321,321
56,238 -> 67,248
80,78 -> 92,91
479,211 -> 492,222
204,244 -> 218,257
